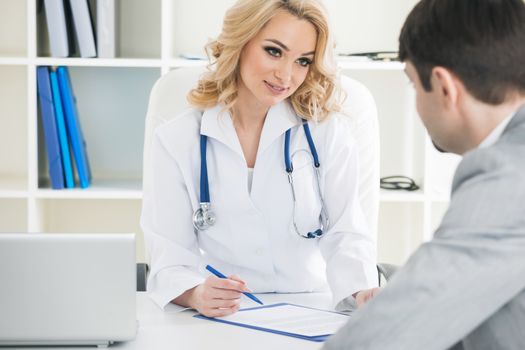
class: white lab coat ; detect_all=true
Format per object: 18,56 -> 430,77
141,98 -> 378,310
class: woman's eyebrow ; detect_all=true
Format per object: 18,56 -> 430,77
264,39 -> 315,56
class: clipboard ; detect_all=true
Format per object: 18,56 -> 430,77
193,303 -> 349,342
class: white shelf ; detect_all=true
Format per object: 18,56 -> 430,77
0,0 -> 461,265
169,58 -> 208,68
0,178 -> 28,198
379,190 -> 425,202
35,179 -> 142,199
0,190 -> 28,199
34,57 -> 163,68
0,57 -> 29,65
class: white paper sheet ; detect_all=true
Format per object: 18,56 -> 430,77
218,303 -> 350,337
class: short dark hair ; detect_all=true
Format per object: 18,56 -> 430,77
399,0 -> 525,104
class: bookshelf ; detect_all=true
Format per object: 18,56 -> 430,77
0,0 -> 461,265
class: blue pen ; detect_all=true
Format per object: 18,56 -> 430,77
205,265 -> 264,305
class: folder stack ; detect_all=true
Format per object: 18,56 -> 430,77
37,66 -> 92,189
42,0 -> 119,58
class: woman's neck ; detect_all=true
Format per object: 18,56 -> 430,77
231,90 -> 270,168
232,105 -> 266,131
232,82 -> 269,131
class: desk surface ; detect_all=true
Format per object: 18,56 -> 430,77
123,292 -> 334,350
5,292 -> 338,350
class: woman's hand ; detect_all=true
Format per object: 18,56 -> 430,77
354,287 -> 381,308
173,275 -> 250,317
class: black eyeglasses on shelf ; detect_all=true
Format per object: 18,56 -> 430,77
380,175 -> 420,191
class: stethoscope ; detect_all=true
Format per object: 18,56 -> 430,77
193,119 -> 329,239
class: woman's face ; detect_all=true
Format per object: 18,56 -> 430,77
238,10 -> 317,109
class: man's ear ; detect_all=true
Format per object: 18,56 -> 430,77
431,67 -> 459,107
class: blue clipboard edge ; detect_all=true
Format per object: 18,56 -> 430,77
193,302 -> 348,342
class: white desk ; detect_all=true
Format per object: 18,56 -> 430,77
120,292 -> 334,350
4,292 -> 337,350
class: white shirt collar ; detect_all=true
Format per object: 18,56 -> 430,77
477,111 -> 515,149
200,100 -> 301,157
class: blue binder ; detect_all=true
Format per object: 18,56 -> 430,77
49,70 -> 75,188
56,66 -> 92,188
36,66 -> 65,189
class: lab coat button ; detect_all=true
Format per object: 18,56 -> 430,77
255,247 -> 263,256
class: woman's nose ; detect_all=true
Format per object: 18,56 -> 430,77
274,61 -> 292,85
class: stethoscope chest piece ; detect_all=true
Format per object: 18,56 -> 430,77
193,202 -> 216,231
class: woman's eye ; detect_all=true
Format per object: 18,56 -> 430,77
297,58 -> 312,67
264,46 -> 281,57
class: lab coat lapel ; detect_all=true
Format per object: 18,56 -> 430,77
200,105 -> 244,158
257,101 -> 301,155
200,101 -> 301,160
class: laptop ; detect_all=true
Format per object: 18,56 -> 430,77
0,233 -> 137,347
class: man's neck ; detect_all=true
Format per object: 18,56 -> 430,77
463,96 -> 525,152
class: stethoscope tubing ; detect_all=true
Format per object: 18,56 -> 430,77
199,134 -> 210,203
284,121 -> 320,173
195,119 -> 328,237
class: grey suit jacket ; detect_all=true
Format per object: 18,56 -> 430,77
324,105 -> 525,350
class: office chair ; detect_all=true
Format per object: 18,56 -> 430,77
142,66 -> 383,289
136,263 -> 149,292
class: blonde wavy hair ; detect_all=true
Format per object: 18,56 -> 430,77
187,0 -> 342,122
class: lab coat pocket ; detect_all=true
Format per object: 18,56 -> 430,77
288,163 -> 323,237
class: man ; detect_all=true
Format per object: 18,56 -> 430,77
323,0 -> 525,349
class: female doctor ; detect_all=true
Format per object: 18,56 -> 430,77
141,0 -> 379,317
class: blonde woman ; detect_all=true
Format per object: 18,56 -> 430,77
141,0 -> 378,317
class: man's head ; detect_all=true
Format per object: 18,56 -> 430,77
399,0 -> 525,154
